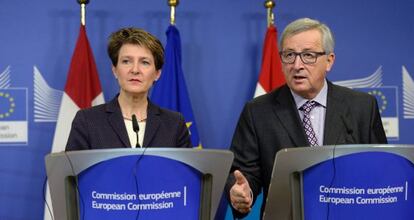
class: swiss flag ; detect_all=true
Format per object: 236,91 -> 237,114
44,25 -> 104,220
253,25 -> 285,97
51,25 -> 104,152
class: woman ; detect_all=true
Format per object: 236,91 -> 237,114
65,27 -> 192,150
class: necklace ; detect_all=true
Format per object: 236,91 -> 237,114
123,115 -> 147,122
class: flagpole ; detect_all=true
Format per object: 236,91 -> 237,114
264,0 -> 275,27
168,0 -> 179,25
78,0 -> 89,26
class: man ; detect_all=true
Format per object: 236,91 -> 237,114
225,17 -> 387,218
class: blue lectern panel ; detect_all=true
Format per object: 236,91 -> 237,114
303,152 -> 414,220
78,155 -> 202,220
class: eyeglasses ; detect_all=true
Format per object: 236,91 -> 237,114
279,51 -> 326,64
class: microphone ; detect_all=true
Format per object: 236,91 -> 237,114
131,114 -> 141,148
326,116 -> 354,219
340,114 -> 355,144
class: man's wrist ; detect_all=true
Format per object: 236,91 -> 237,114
248,189 -> 253,207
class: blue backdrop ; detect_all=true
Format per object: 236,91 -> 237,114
1,0 -> 414,219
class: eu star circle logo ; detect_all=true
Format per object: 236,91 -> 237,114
0,92 -> 15,119
368,90 -> 387,114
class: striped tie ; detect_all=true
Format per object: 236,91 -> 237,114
300,101 -> 319,146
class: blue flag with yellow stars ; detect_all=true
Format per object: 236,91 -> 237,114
151,25 -> 201,148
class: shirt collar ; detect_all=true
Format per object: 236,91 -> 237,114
291,79 -> 328,110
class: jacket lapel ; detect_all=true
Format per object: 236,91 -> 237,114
106,97 -> 130,147
323,82 -> 348,145
142,101 -> 161,147
271,85 -> 309,147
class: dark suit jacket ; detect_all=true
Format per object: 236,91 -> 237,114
65,96 -> 192,151
226,81 -> 387,218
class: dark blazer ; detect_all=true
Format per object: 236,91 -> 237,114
65,96 -> 192,151
226,81 -> 387,218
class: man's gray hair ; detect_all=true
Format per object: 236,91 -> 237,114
279,18 -> 335,54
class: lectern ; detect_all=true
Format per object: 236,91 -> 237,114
263,144 -> 414,220
45,148 -> 233,220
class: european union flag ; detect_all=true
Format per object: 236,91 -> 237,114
151,25 -> 201,148
0,88 -> 27,121
356,87 -> 397,117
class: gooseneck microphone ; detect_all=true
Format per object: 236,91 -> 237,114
131,114 -> 141,148
340,114 -> 355,144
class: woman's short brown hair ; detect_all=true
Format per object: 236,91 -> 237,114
107,27 -> 164,70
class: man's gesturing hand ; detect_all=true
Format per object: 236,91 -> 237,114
229,170 -> 253,214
